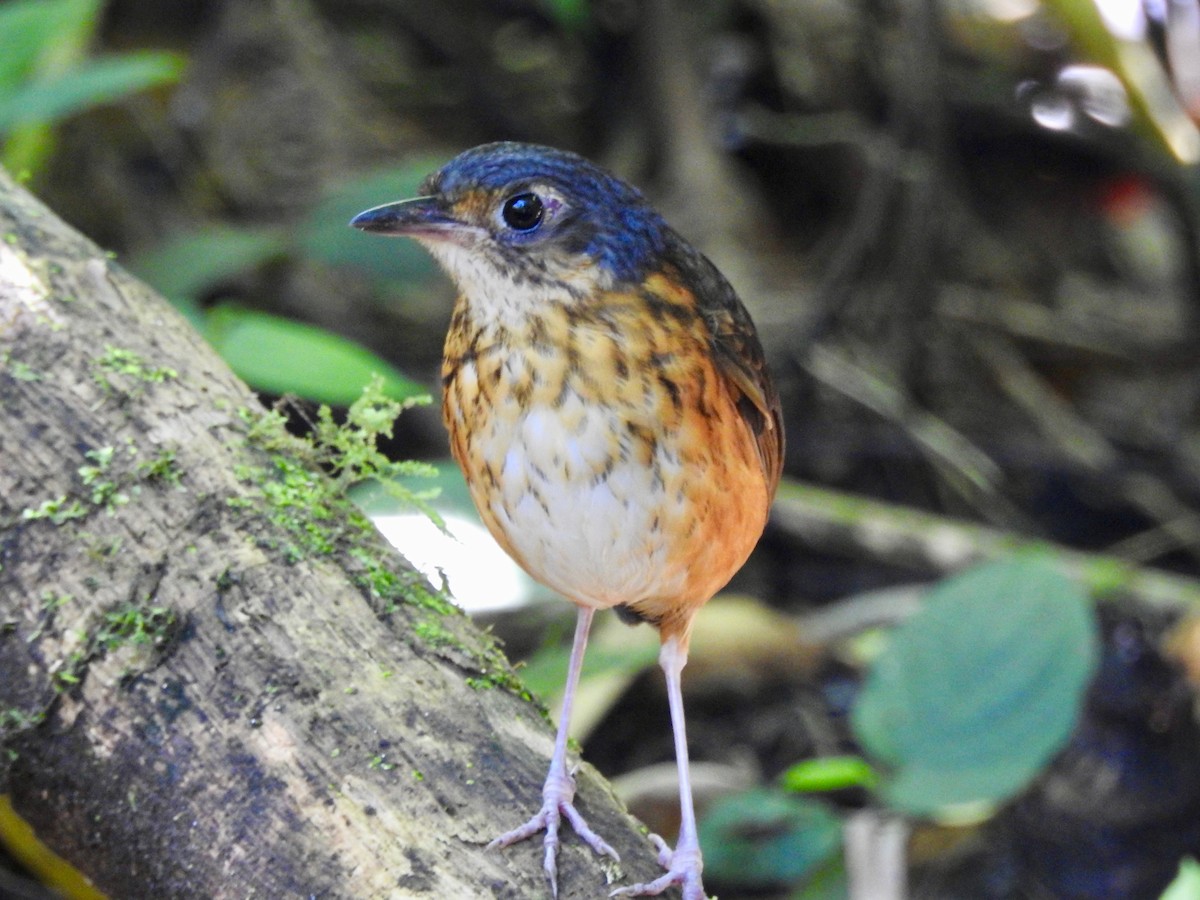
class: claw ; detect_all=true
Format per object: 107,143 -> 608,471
609,839 -> 707,900
488,766 -> 619,897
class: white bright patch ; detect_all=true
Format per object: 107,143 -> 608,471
1093,0 -> 1145,40
0,243 -> 58,333
372,512 -> 533,613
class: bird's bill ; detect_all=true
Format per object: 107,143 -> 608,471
349,196 -> 466,240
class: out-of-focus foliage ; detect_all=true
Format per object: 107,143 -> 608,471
0,0 -> 181,174
1162,858 -> 1200,899
852,557 -> 1099,817
203,304 -> 425,407
128,166 -> 444,404
698,787 -> 843,891
517,630 -> 660,700
706,558 -> 1102,896
780,754 -> 878,794
131,225 -> 289,311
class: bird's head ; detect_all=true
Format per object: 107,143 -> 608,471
350,142 -> 669,306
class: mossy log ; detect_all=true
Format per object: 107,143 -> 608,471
0,169 -> 659,898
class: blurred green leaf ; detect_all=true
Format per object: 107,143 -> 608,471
0,51 -> 184,132
852,556 -> 1099,817
129,225 -> 289,300
203,303 -> 425,406
1161,858 -> 1200,900
541,0 -> 589,31
301,164 -> 443,280
518,636 -> 658,700
699,788 -> 842,890
781,756 -> 878,794
0,0 -> 96,87
790,855 -> 849,900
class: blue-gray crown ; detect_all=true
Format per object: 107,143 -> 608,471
427,142 -> 670,283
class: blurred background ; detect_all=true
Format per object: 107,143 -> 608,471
6,0 -> 1200,896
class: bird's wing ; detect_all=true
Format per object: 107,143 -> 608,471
664,236 -> 784,492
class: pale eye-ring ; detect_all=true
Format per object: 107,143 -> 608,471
501,192 -> 544,232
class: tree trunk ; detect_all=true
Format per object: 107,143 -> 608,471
0,169 -> 659,898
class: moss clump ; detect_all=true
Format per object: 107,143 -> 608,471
92,345 -> 177,389
233,379 -> 458,617
20,442 -> 184,529
21,495 -> 87,525
412,618 -> 457,648
78,446 -> 128,513
50,599 -> 178,693
229,379 -> 537,699
95,602 -> 176,653
136,448 -> 182,485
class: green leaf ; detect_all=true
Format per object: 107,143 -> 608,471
0,0 -> 97,87
0,51 -> 185,132
518,636 -> 659,700
699,788 -> 842,890
1162,858 -> 1200,900
852,556 -> 1099,817
128,225 -> 289,301
781,755 -> 878,794
202,303 -> 425,406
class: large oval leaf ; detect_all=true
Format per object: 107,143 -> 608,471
852,557 -> 1099,816
128,225 -> 288,302
0,0 -> 95,87
202,303 -> 424,405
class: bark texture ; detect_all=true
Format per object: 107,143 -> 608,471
0,170 -> 659,898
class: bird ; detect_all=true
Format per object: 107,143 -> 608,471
351,142 -> 783,900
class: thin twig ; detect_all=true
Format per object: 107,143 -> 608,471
770,477 -> 1200,611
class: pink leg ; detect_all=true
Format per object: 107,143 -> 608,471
488,606 -> 619,897
611,636 -> 708,900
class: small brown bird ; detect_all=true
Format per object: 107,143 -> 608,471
352,142 -> 783,900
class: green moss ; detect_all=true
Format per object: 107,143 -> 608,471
347,546 -> 454,615
91,345 -> 177,392
227,379 -> 537,699
21,495 -> 87,525
39,591 -> 73,611
20,440 -> 182,530
368,754 -> 394,771
465,666 -> 534,702
413,618 -> 457,648
95,602 -> 175,652
136,448 -> 182,485
234,379 -> 448,605
37,594 -> 179,696
0,708 -> 45,735
9,360 -> 42,382
214,567 -> 237,592
78,447 -> 128,513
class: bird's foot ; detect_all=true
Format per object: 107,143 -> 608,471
610,834 -> 708,900
488,768 -> 619,897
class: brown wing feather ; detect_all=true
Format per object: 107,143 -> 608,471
662,234 -> 784,493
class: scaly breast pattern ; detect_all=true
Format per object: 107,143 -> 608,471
442,280 -> 770,641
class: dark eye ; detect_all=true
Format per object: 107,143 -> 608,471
501,192 -> 544,232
